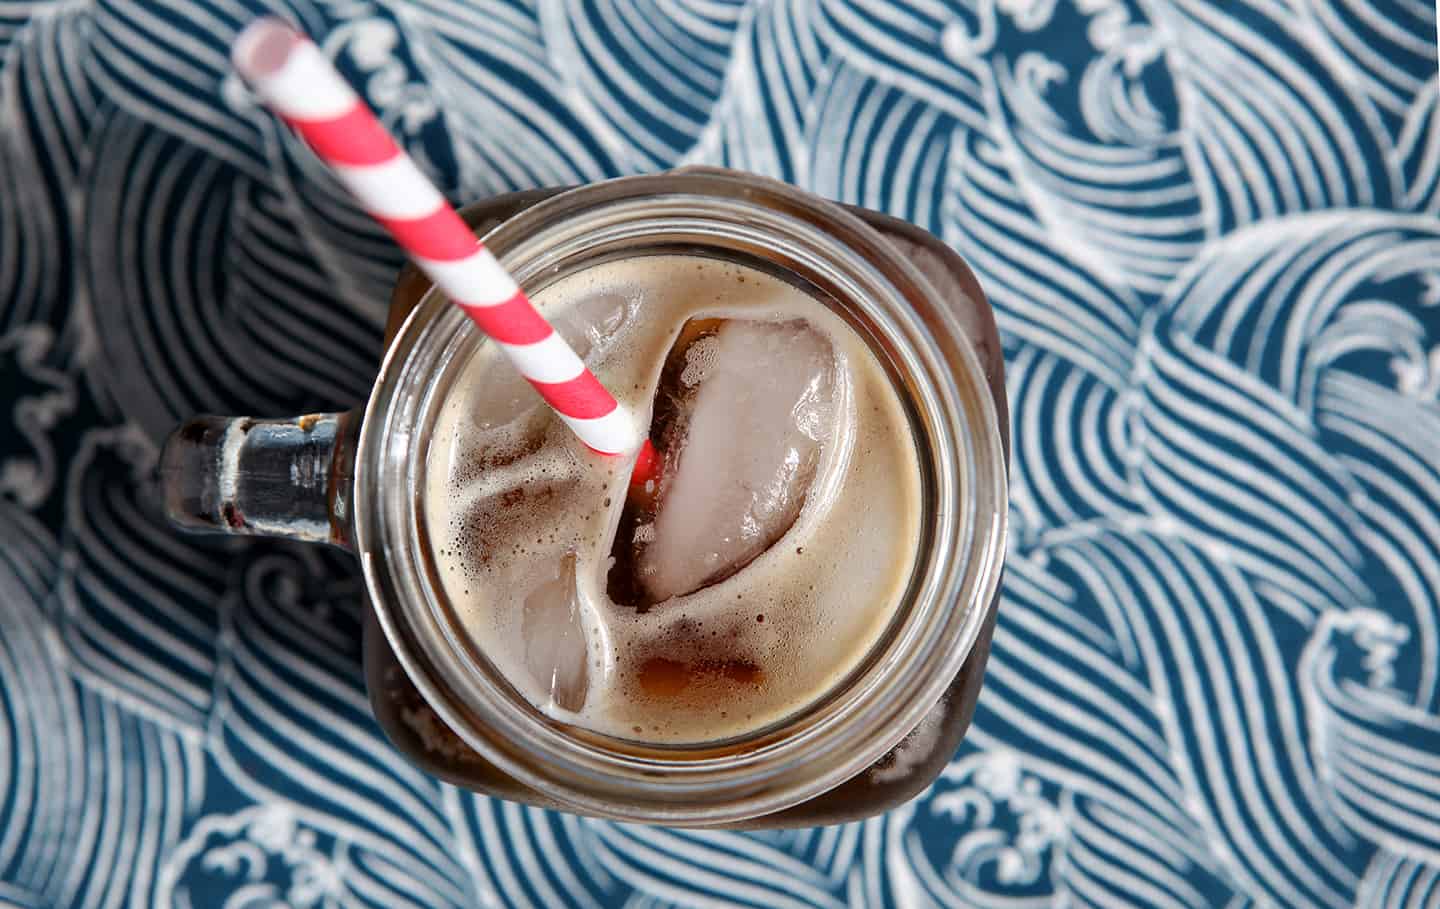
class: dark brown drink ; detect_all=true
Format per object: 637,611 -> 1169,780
424,255 -> 921,744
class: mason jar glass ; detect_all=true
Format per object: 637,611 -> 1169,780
161,167 -> 1008,827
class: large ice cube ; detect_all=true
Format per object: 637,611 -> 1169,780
611,319 -> 835,605
521,553 -> 589,711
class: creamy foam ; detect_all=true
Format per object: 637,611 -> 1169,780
424,255 -> 921,743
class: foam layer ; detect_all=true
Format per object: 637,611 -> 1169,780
423,255 -> 921,744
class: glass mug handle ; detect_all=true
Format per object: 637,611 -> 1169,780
158,410 -> 360,549
154,189 -> 571,552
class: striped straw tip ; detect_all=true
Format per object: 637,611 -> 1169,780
232,17 -> 301,77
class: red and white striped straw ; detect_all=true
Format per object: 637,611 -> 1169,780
231,17 -> 639,457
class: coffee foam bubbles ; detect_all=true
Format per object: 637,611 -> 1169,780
424,256 -> 921,743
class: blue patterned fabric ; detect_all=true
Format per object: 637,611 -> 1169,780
2,1 -> 1438,906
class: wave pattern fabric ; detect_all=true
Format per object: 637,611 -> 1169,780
1,1 -> 1437,906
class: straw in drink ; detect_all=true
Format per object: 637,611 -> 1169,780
231,17 -> 641,459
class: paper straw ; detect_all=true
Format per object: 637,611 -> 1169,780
232,17 -> 641,457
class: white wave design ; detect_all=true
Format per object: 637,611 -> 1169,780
2,0 -> 1439,906
589,822 -> 850,908
1302,608 -> 1440,862
1064,793 -> 1237,909
86,0 -> 263,178
808,61 -> 955,232
399,1 -> 619,192
977,529 -> 1367,907
0,325 -> 75,508
814,0 -> 988,129
0,6 -> 90,338
2,503 -> 205,908
985,7 -> 1206,295
57,694 -> 205,909
0,504 -> 74,904
876,744 -> 1216,909
1357,850 -> 1440,908
539,0 -> 745,173
206,544 -> 541,907
683,0 -> 831,185
451,798 -> 615,909
57,426 -> 229,731
944,121 -> 1145,386
1397,76 -> 1440,213
1005,346 -> 1140,540
1159,0 -> 1401,226
1302,0 -> 1437,122
1317,373 -> 1440,710
79,106 -> 381,440
1136,337 -> 1371,612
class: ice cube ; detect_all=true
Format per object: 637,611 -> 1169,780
521,553 -> 589,711
553,289 -> 633,361
609,319 -> 835,605
463,287 -> 634,438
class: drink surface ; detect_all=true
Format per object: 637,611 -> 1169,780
424,255 -> 921,744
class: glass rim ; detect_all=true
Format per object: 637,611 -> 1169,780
354,168 -> 1008,824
